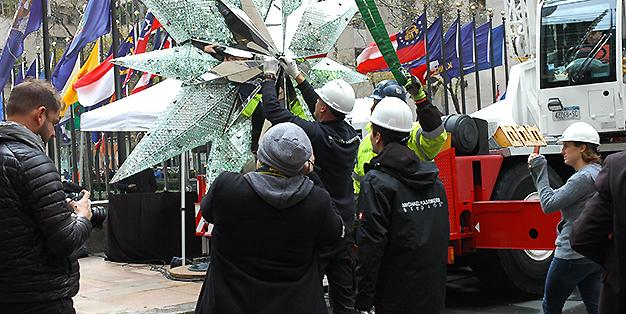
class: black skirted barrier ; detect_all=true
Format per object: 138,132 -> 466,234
105,191 -> 202,263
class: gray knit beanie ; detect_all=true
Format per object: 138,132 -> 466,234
257,122 -> 312,177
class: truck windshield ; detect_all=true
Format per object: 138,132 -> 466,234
540,0 -> 616,88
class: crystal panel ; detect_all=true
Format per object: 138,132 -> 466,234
306,57 -> 368,88
112,44 -> 220,82
288,0 -> 357,57
141,0 -> 239,45
111,79 -> 244,183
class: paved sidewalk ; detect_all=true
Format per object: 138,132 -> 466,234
75,256 -> 203,314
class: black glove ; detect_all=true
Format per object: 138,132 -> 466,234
404,76 -> 426,102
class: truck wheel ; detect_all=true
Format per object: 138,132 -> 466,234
470,160 -> 563,296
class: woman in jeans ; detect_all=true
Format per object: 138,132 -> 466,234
528,122 -> 603,314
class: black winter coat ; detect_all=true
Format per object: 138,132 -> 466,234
571,150 -> 626,314
0,122 -> 91,303
261,79 -> 360,227
195,171 -> 343,314
355,142 -> 449,314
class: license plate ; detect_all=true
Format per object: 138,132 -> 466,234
552,108 -> 580,121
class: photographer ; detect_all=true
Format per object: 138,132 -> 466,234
0,79 -> 92,313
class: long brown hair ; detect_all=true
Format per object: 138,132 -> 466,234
574,142 -> 602,164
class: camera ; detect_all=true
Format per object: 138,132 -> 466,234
65,189 -> 108,228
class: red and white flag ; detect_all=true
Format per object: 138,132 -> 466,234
131,34 -> 172,94
74,55 -> 115,107
356,14 -> 427,74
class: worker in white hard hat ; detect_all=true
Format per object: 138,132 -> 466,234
352,77 -> 447,196
354,97 -> 449,314
261,57 -> 360,314
527,121 -> 603,314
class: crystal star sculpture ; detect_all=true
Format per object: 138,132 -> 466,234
110,0 -> 359,184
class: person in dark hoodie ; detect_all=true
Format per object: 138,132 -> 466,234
262,57 -> 360,313
0,80 -> 92,313
355,97 -> 450,314
195,122 -> 344,314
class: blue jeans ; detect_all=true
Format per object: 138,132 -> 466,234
543,257 -> 603,314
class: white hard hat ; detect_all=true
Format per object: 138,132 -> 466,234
315,79 -> 355,114
558,122 -> 600,145
367,97 -> 414,133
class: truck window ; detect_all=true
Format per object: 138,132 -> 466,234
540,0 -> 617,88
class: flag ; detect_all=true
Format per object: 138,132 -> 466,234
24,59 -> 37,79
131,33 -> 171,94
51,0 -> 111,91
438,21 -> 505,81
14,64 -> 24,86
439,20 -> 475,81
400,18 -> 443,80
135,12 -> 161,55
476,23 -> 505,70
0,0 -> 43,89
74,55 -> 115,108
123,13 -> 161,86
357,14 -> 427,74
61,42 -> 100,109
74,28 -> 138,107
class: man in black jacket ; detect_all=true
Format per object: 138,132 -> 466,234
0,80 -> 92,313
355,97 -> 449,314
261,57 -> 360,313
195,122 -> 343,313
571,150 -> 626,314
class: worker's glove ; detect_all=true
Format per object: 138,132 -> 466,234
279,56 -> 301,78
405,76 -> 427,102
263,57 -> 280,76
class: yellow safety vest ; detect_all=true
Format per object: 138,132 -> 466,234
241,93 -> 312,121
352,122 -> 447,194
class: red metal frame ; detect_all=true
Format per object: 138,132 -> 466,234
472,201 -> 560,250
194,149 -> 560,254
434,149 -> 558,259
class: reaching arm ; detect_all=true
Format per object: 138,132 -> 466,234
295,80 -> 319,113
260,79 -> 322,141
22,153 -> 91,258
529,156 -> 595,213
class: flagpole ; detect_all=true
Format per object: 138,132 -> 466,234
456,3 -> 466,114
502,11 -> 509,86
10,64 -> 15,89
438,0 -> 449,114
423,4 -> 432,96
41,0 -> 51,80
471,6 -> 482,110
111,0 -> 127,165
36,46 -> 41,80
51,41 -> 63,173
488,8 -> 497,103
41,0 -> 57,164
21,55 -> 27,80
1,90 -> 5,120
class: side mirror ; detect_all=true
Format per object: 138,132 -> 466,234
547,98 -> 563,112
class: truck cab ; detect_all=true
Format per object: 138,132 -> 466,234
537,0 -> 625,137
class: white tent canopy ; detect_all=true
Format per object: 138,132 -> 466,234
80,79 -> 182,132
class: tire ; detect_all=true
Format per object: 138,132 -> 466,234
470,159 -> 563,296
